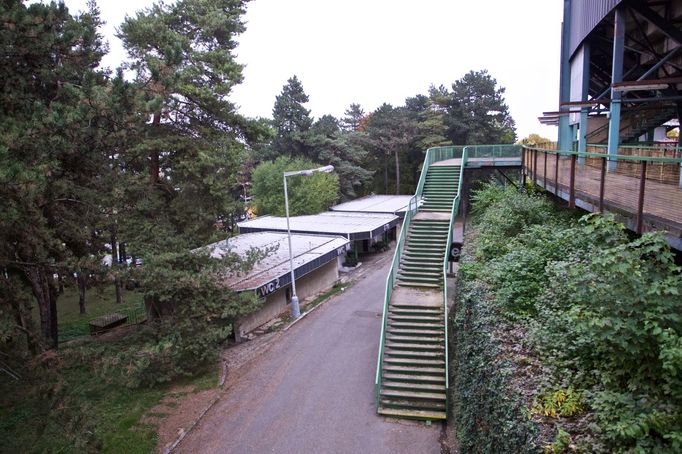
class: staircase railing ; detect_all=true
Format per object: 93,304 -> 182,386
375,145 -> 463,410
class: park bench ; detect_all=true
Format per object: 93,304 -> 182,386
89,313 -> 128,335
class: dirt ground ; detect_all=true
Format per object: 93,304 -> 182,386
149,251 -> 391,453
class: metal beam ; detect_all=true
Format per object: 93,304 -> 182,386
629,0 -> 682,47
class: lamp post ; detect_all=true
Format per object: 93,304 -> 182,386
283,164 -> 334,318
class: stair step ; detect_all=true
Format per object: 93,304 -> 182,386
382,364 -> 445,375
377,407 -> 446,420
382,381 -> 446,393
386,335 -> 443,344
388,315 -> 442,322
387,321 -> 444,330
381,389 -> 446,402
388,307 -> 442,316
384,341 -> 443,351
380,398 -> 445,410
382,372 -> 444,384
396,281 -> 442,289
387,327 -> 444,336
384,349 -> 444,359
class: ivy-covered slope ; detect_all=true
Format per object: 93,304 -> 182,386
450,183 -> 682,453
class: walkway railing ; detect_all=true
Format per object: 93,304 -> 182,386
522,146 -> 682,236
374,145 -> 463,410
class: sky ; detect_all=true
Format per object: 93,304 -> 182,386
62,0 -> 562,140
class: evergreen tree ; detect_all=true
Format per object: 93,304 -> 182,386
0,0 -> 108,348
118,0 -> 261,254
444,70 -> 517,145
307,115 -> 373,199
271,75 -> 313,158
341,103 -> 365,131
364,104 -> 418,194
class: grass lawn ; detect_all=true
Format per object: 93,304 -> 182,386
31,283 -> 145,342
2,283 -> 220,453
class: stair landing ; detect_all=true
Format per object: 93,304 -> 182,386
391,286 -> 442,308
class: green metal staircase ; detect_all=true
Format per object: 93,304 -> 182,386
421,166 -> 461,212
376,157 -> 463,420
375,145 -> 521,421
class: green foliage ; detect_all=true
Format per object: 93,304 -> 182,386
456,183 -> 682,453
545,428 -> 572,454
472,184 -> 556,260
532,388 -> 584,419
251,156 -> 340,216
451,264 -> 541,453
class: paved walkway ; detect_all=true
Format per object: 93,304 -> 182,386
176,253 -> 442,454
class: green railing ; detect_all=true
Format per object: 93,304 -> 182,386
374,145 -> 463,410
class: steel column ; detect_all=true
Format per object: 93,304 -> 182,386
578,43 -> 590,164
607,7 -> 625,172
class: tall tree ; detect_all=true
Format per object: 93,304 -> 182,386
307,115 -> 373,199
341,103 -> 365,131
271,75 -> 313,158
0,0 -> 108,348
444,70 -> 517,145
364,104 -> 418,194
118,0 -> 261,253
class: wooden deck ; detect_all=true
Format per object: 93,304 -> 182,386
527,153 -> 682,248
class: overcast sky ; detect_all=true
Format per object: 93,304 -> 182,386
63,0 -> 562,140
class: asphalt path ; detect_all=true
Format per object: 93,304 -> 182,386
176,253 -> 443,454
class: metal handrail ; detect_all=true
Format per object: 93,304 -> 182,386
524,146 -> 682,164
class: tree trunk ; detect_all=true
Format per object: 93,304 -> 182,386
28,267 -> 58,349
110,227 -> 123,304
384,162 -> 388,194
77,270 -> 86,315
150,111 -> 161,185
395,150 -> 400,195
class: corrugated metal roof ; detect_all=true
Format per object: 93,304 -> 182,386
569,0 -> 623,58
206,232 -> 348,292
330,195 -> 413,214
237,211 -> 400,240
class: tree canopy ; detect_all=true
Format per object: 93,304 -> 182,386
251,156 -> 340,216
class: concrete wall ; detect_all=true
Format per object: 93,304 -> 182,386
235,259 -> 339,338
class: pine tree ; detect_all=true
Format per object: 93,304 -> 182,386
271,75 -> 314,158
118,0 -> 261,254
341,103 -> 365,131
0,0 -> 108,348
444,70 -> 517,145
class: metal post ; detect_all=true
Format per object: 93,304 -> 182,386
599,157 -> 606,213
637,161 -> 647,234
520,146 -> 526,187
555,152 -> 560,195
569,154 -> 576,208
607,7 -> 625,172
283,174 -> 300,318
543,151 -> 548,188
533,150 -> 538,185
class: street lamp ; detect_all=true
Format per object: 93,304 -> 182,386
283,164 -> 334,318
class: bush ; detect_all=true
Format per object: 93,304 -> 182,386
455,182 -> 682,453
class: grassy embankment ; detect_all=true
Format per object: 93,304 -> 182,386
450,182 -> 682,453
